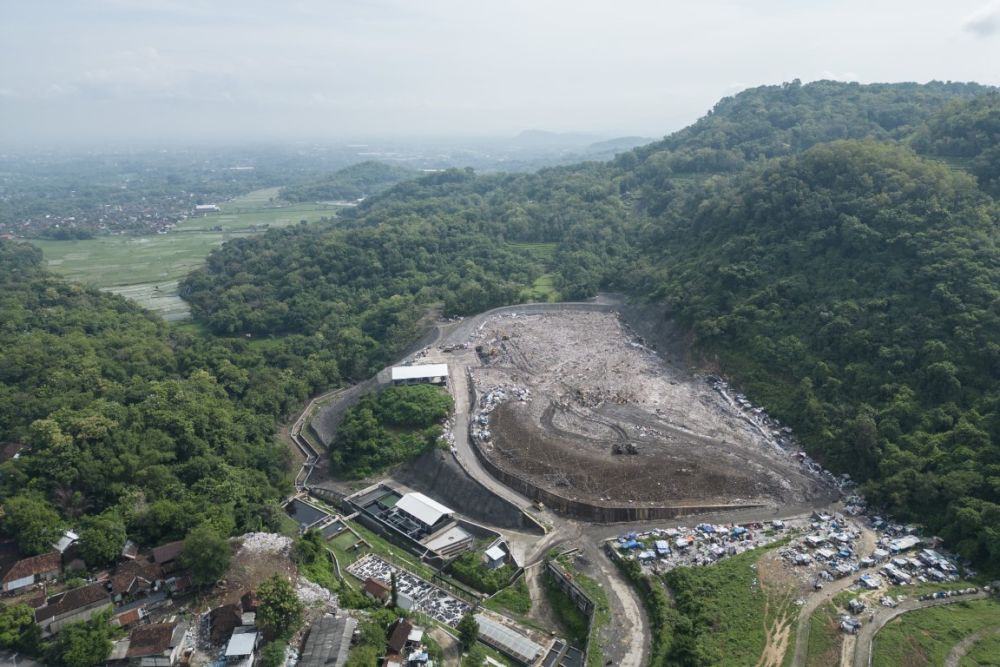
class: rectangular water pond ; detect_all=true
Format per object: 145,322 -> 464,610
286,498 -> 331,529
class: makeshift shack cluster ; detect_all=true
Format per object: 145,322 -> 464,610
608,518 -> 797,571
778,510 -> 865,580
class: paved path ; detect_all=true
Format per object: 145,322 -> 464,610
853,592 -> 990,667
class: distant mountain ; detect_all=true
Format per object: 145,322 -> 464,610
585,136 -> 655,153
510,129 -> 604,148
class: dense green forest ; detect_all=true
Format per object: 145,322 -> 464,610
279,161 -> 415,202
177,80 -> 1000,570
0,240 -> 352,551
330,385 -> 452,477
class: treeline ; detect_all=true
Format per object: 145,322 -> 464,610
330,385 -> 453,477
0,240 -> 344,553
279,160 -> 415,202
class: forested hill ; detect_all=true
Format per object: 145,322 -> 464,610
911,93 -> 1000,196
279,160 -> 415,202
180,80 -> 997,568
0,240 -> 353,556
626,140 -> 1000,563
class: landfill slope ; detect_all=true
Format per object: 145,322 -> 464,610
468,310 -> 835,509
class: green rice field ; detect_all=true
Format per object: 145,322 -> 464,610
30,188 -> 344,320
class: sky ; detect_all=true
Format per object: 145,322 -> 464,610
1,0 -> 999,147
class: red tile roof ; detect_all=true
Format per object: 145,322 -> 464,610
126,622 -> 177,658
114,607 -> 145,627
363,577 -> 390,600
151,540 -> 185,564
387,618 -> 413,653
2,551 -> 61,585
35,582 -> 110,623
109,558 -> 161,595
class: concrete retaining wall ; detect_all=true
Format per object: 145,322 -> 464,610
391,449 -> 544,534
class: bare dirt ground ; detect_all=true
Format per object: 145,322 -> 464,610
756,551 -> 805,667
470,310 -> 832,507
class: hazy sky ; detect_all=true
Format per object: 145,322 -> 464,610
2,0 -> 999,147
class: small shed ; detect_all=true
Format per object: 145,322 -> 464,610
484,545 -> 507,570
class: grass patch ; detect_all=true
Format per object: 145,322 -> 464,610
328,529 -> 371,569
519,273 -> 560,302
662,540 -> 791,667
962,628 -> 1000,666
543,570 -> 589,647
806,602 -> 844,667
486,576 -> 532,615
873,598 -> 1000,667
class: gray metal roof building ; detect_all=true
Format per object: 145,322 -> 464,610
299,615 -> 358,667
474,614 -> 545,665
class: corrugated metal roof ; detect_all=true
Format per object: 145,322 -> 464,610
391,364 -> 449,381
299,615 -> 358,667
395,492 -> 452,527
475,614 -> 544,663
485,545 -> 506,561
225,631 -> 257,657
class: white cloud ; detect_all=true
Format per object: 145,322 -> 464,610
963,0 -> 1000,36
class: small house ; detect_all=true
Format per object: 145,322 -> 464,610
35,582 -> 113,636
2,551 -> 61,592
362,577 -> 391,605
151,541 -> 185,574
123,620 -> 187,666
225,628 -> 259,665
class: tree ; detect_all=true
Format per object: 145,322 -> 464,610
390,571 -> 399,609
457,612 -> 479,649
462,644 -> 487,667
180,524 -> 231,588
259,641 -> 287,667
77,513 -> 126,567
257,575 -> 304,641
46,610 -> 113,667
0,603 -> 41,653
1,494 -> 64,555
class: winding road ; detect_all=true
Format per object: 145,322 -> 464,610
852,591 -> 991,667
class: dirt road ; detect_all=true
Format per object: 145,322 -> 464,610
944,625 -> 1000,667
789,522 -> 875,667
853,592 -> 990,667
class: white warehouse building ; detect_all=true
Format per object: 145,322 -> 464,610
391,364 -> 449,387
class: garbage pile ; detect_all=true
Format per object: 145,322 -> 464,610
917,587 -> 981,601
609,519 -> 795,571
706,375 -> 855,492
471,383 -> 530,446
